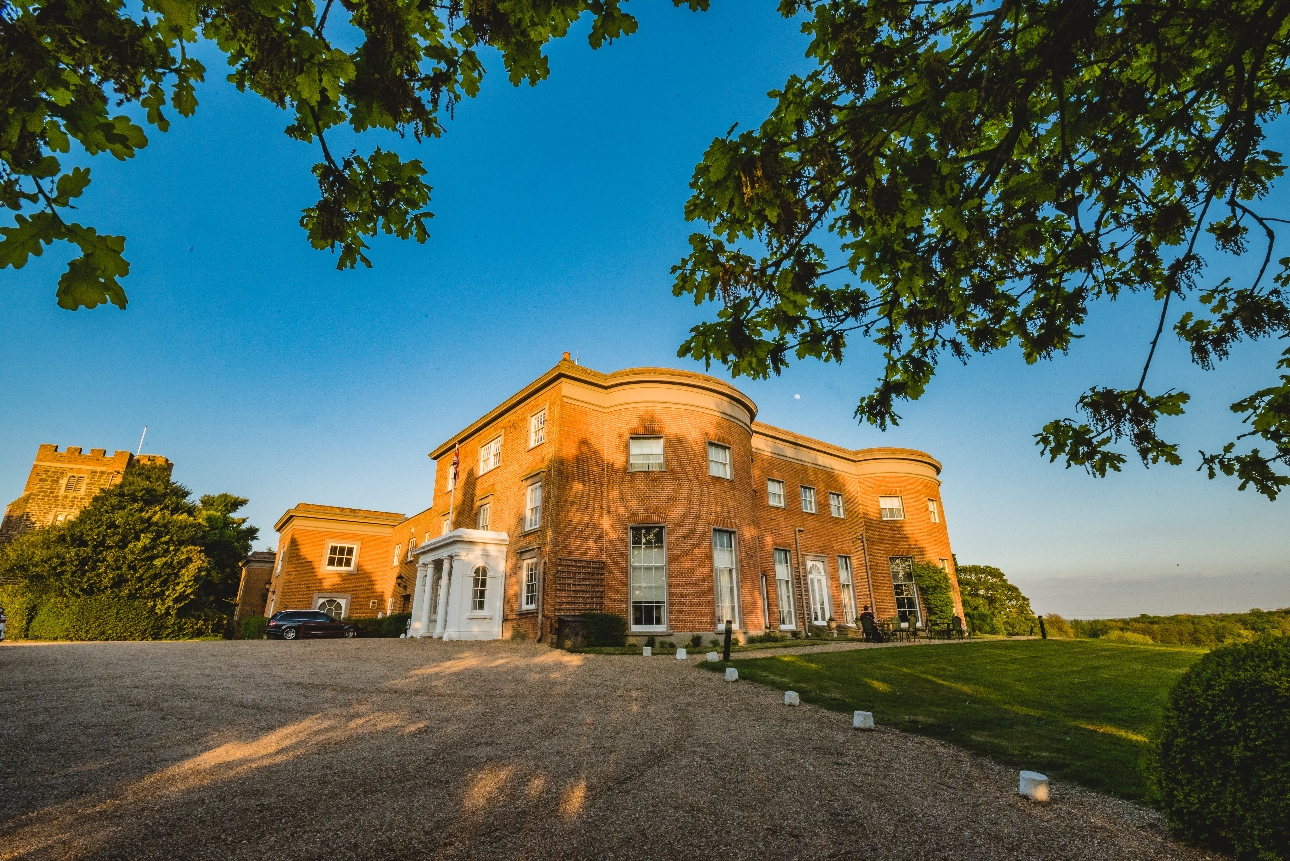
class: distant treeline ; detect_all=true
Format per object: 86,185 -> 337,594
1043,609 -> 1290,647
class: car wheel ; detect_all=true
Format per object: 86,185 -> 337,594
343,628 -> 356,638
283,626 -> 299,641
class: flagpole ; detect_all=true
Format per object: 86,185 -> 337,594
447,444 -> 459,530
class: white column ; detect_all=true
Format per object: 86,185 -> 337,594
433,555 -> 453,638
414,562 -> 434,638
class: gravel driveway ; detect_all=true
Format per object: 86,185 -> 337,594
0,639 -> 1215,861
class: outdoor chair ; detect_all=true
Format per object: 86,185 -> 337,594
860,616 -> 880,643
952,616 -> 966,639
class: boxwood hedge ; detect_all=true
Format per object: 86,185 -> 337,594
1153,636 -> 1289,860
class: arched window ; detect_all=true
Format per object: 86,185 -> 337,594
472,566 -> 488,611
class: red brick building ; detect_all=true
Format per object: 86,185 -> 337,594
266,356 -> 962,642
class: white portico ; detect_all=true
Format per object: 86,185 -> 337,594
408,529 -> 509,640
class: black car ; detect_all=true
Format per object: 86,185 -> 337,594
266,610 -> 358,640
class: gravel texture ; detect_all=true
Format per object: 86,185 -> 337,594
0,639 -> 1218,861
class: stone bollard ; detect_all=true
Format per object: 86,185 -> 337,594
724,667 -> 738,682
676,647 -> 687,660
853,710 -> 874,730
1019,771 -> 1049,802
784,691 -> 801,706
642,646 -> 652,657
706,651 -> 720,662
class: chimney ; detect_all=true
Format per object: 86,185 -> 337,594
562,352 -> 571,361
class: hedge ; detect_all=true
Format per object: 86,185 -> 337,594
22,595 -> 222,641
1153,636 -> 1290,860
0,585 -> 38,639
583,613 -> 627,647
239,615 -> 268,639
346,613 -> 412,638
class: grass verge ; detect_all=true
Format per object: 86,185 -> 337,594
714,639 -> 1205,800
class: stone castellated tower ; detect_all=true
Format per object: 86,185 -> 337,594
0,444 -> 174,543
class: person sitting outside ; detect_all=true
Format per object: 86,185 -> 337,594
858,605 -> 881,643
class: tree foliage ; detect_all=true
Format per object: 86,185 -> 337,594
0,463 -> 257,618
956,563 -> 1035,635
0,0 -> 708,306
673,0 -> 1290,498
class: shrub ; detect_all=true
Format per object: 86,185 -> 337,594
583,613 -> 627,647
644,635 -> 656,648
747,631 -> 785,644
688,633 -> 704,649
1103,628 -> 1153,645
346,613 -> 412,638
0,585 -> 38,639
240,615 -> 268,639
1153,636 -> 1290,860
25,596 -> 221,640
911,561 -> 955,628
1044,613 -> 1076,638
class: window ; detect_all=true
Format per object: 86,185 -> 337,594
521,558 -> 539,610
476,503 -> 491,531
317,597 -> 346,618
713,530 -> 738,627
479,437 -> 502,475
807,559 -> 830,624
880,496 -> 905,520
393,544 -> 402,565
630,526 -> 667,629
890,556 -> 921,626
530,409 -> 547,447
774,548 -> 795,628
628,436 -> 664,471
64,475 -> 84,493
829,492 -> 845,518
838,556 -> 857,625
442,518 -> 451,535
406,539 -> 417,561
800,486 -> 817,513
471,566 -> 488,612
524,480 -> 542,531
707,442 -> 731,479
325,543 -> 356,570
275,545 -> 287,575
767,478 -> 785,507
928,498 -> 940,523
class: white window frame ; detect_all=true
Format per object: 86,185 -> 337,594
829,491 -> 845,518
707,442 -> 732,479
393,544 -> 402,566
529,409 -> 547,448
314,593 -> 350,619
629,525 -> 667,632
406,538 -> 417,561
880,496 -> 905,520
800,485 -> 817,514
521,557 -> 539,611
838,556 -> 857,625
712,529 -> 739,629
324,542 -> 358,571
767,478 -> 785,507
478,436 -> 502,475
806,557 -> 831,625
928,498 -> 940,523
890,556 -> 921,626
275,545 -> 287,575
773,548 -> 795,629
628,436 -> 665,472
470,566 -> 489,613
476,502 -> 491,531
524,479 -> 542,532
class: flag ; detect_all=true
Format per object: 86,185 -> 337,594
450,445 -> 460,487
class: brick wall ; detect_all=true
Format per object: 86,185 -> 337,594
0,444 -> 173,542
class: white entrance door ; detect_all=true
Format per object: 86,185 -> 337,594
807,560 -> 830,625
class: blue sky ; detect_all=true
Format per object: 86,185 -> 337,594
3,2 -> 1287,618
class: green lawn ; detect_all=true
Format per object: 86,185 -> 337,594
721,639 -> 1206,800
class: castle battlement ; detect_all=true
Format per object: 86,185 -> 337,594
1,443 -> 174,543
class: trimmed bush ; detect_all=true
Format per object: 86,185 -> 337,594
239,615 -> 268,639
583,613 -> 627,647
0,585 -> 38,639
25,595 -> 222,640
1153,636 -> 1290,860
346,613 -> 411,638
